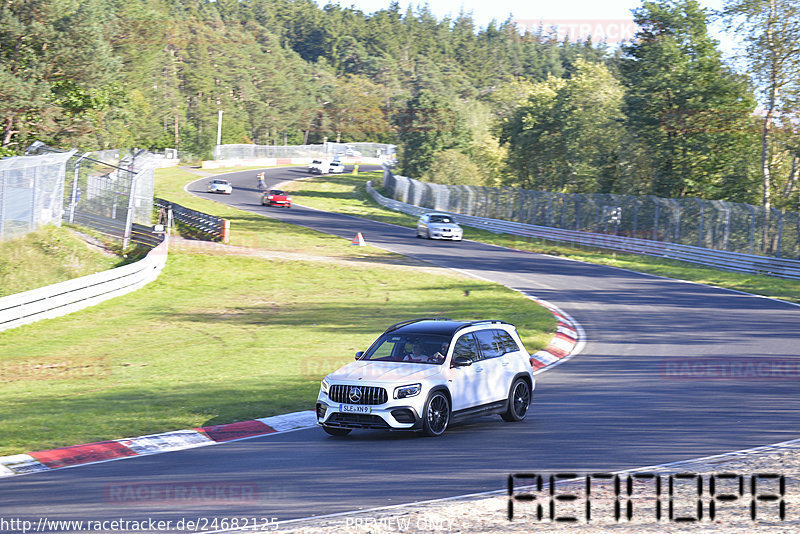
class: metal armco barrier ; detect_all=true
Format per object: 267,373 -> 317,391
70,211 -> 162,247
0,234 -> 169,332
154,198 -> 229,243
366,182 -> 800,280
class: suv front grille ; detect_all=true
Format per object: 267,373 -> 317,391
327,413 -> 390,429
329,384 -> 388,405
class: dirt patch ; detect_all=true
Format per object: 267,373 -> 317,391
68,229 -> 119,258
168,236 -> 456,275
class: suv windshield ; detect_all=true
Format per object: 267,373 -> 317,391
429,215 -> 452,223
361,333 -> 450,364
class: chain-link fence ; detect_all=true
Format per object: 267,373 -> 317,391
0,150 -> 77,240
1,144 -> 158,247
383,170 -> 800,259
213,142 -> 396,160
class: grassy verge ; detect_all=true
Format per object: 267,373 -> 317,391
0,226 -> 126,297
0,167 -> 555,456
285,172 -> 800,304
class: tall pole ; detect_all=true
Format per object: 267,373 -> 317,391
216,110 -> 223,146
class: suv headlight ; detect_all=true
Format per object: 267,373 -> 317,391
321,379 -> 330,395
394,383 -> 421,399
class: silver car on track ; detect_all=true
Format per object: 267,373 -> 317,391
416,213 -> 463,241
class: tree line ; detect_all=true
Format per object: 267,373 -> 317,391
1,0 -> 798,210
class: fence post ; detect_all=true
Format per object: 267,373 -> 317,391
652,198 -> 660,242
697,199 -> 705,248
0,167 -> 4,240
222,219 -> 231,243
122,169 -> 138,249
723,203 -> 731,251
68,153 -> 89,224
30,163 -> 40,232
672,199 -> 681,243
746,204 -> 755,255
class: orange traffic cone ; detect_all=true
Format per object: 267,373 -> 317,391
351,232 -> 366,246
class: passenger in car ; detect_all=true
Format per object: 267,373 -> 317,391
404,339 -> 428,362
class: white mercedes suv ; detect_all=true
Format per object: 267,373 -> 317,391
316,319 -> 535,437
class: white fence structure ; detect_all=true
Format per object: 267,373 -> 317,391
0,235 -> 169,332
0,150 -> 77,240
206,142 -> 395,169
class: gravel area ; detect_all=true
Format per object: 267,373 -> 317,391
275,439 -> 800,533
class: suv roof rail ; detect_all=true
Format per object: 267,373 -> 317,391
453,320 -> 511,334
384,317 -> 452,333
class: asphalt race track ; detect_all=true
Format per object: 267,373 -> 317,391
2,165 -> 799,528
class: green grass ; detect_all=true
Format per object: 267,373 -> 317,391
0,226 -> 126,297
285,172 -> 800,304
0,166 -> 556,456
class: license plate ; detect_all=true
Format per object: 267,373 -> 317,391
339,404 -> 371,414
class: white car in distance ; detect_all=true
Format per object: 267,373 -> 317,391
327,161 -> 345,174
316,318 -> 535,437
308,160 -> 346,174
308,159 -> 326,174
207,179 -> 232,194
416,212 -> 463,241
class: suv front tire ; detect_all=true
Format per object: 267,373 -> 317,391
422,391 -> 450,437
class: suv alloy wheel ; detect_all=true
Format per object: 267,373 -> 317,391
422,391 -> 450,437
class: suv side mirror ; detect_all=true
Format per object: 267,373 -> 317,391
355,351 -> 364,360
452,356 -> 473,367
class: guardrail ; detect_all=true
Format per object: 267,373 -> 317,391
366,182 -> 800,280
70,211 -> 163,247
0,234 -> 169,332
154,198 -> 229,242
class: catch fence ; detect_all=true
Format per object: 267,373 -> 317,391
0,144 -> 159,247
382,170 -> 800,260
0,150 -> 76,240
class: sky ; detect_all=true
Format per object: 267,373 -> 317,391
315,0 -> 741,59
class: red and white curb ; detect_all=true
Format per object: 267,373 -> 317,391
0,411 -> 316,478
527,297 -> 584,374
0,303 -> 581,479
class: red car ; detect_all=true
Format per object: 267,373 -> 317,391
262,189 -> 292,208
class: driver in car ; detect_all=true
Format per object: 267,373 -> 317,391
404,340 -> 447,363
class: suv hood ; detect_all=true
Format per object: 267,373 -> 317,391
428,223 -> 460,230
327,361 -> 442,383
